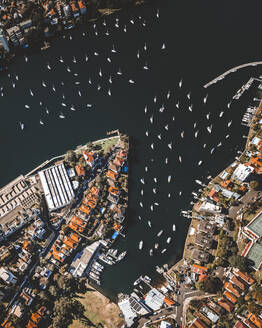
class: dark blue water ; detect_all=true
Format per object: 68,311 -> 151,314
1,0 -> 262,299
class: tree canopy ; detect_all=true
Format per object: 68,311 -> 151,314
228,255 -> 249,272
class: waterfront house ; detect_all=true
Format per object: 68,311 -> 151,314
191,264 -> 208,275
83,151 -> 95,167
231,164 -> 254,182
200,305 -> 219,324
247,313 -> 262,328
198,221 -> 216,235
245,154 -> 262,174
197,200 -> 221,213
194,232 -> 213,249
191,249 -> 210,264
144,288 -> 165,311
234,270 -> 255,285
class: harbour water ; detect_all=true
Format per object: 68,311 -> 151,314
1,0 -> 262,299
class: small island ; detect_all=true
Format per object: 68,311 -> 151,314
0,130 -> 129,328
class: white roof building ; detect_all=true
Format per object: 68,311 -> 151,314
118,296 -> 137,327
231,164 -> 254,182
144,288 -> 165,311
38,163 -> 74,211
199,201 -> 221,213
160,321 -> 172,328
0,268 -> 17,284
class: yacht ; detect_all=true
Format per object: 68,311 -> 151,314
59,112 -> 65,119
137,50 -> 140,59
139,241 -> 143,250
149,249 -> 153,256
144,43 -> 147,51
59,56 -> 64,63
78,90 -> 82,97
133,276 -> 142,286
129,79 -> 135,84
105,30 -> 109,36
179,156 -> 182,163
42,81 -> 47,87
154,243 -> 159,249
94,52 -> 99,56
107,57 -> 111,63
85,55 -> 89,62
173,224 -> 176,231
29,89 -> 34,96
19,122 -> 24,130
179,79 -> 183,88
228,120 -> 232,127
111,44 -> 117,53
24,55 -> 28,63
108,89 -> 111,96
25,105 -> 30,109
52,85 -> 56,92
117,251 -> 127,261
203,94 -> 208,104
161,249 -> 166,254
207,125 -> 212,134
150,115 -> 153,124
157,230 -> 163,237
86,104 -> 92,108
148,220 -> 152,228
67,66 -> 71,72
156,9 -> 159,18
166,237 -> 171,244
72,56 -> 77,63
70,105 -> 76,111
140,178 -> 145,184
61,102 -> 67,107
117,68 -> 122,75
168,175 -> 171,183
40,120 -> 44,125
130,19 -> 134,24
143,62 -> 149,70
45,108 -> 49,115
124,25 -> 127,32
47,63 -> 51,70
161,43 -> 166,50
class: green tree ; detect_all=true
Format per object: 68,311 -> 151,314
250,180 -> 259,190
49,285 -> 59,298
247,302 -> 262,315
196,277 -> 222,293
52,297 -> 85,328
228,255 -> 248,271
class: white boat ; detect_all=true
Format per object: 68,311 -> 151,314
139,202 -> 143,208
130,19 -> 134,24
59,56 -> 64,63
161,249 -> 166,254
59,112 -> 65,119
154,243 -> 159,249
161,43 -> 166,50
24,56 -> 28,63
72,56 -> 77,63
61,102 -> 67,107
165,124 -> 168,130
105,30 -> 109,36
148,220 -> 152,228
67,66 -> 71,72
157,230 -> 163,237
42,81 -> 47,87
29,89 -> 34,96
19,122 -> 24,130
47,63 -> 51,70
117,251 -> 127,261
70,105 -> 76,111
133,277 -> 141,286
124,25 -> 127,32
144,42 -> 147,51
78,90 -> 82,97
179,79 -> 183,88
168,175 -> 171,183
45,108 -> 49,114
75,81 -> 80,85
108,89 -> 111,96
99,69 -> 102,77
139,241 -> 143,250
166,237 -> 171,244
207,125 -> 212,133
149,249 -> 153,256
85,55 -> 89,62
109,76 -> 113,84
40,120 -> 44,125
129,79 -> 135,84
179,156 -> 182,163
143,62 -> 149,70
156,9 -> 159,18
140,178 -> 145,184
117,68 -> 122,75
228,120 -> 232,127
86,104 -> 92,108
203,94 -> 208,104
173,224 -> 176,231
206,113 -> 210,120
94,52 -> 99,56
150,115 -> 153,124
137,50 -> 140,59
88,78 -> 92,85
52,85 -> 56,92
111,44 -> 117,53
25,105 -> 30,109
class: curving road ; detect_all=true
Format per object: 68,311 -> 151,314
203,61 -> 262,88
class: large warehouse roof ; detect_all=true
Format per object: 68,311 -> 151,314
38,163 -> 74,211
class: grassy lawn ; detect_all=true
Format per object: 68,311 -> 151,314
94,137 -> 119,153
69,286 -> 124,328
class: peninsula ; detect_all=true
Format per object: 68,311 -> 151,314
0,130 -> 129,328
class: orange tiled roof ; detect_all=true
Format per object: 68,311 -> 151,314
106,170 -> 118,180
108,186 -> 119,195
235,270 -> 255,285
78,0 -> 86,9
249,314 -> 262,328
231,275 -> 246,291
224,282 -> 241,298
163,296 -> 175,305
79,204 -> 91,215
224,291 -> 237,304
218,297 -> 234,312
75,164 -> 85,176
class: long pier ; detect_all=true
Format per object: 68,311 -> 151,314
203,61 -> 262,88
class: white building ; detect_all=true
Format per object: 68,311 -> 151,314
0,268 -> 17,284
231,164 -> 254,182
199,200 -> 221,213
118,295 -> 137,327
144,288 -> 165,311
160,321 -> 172,328
38,163 -> 74,211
